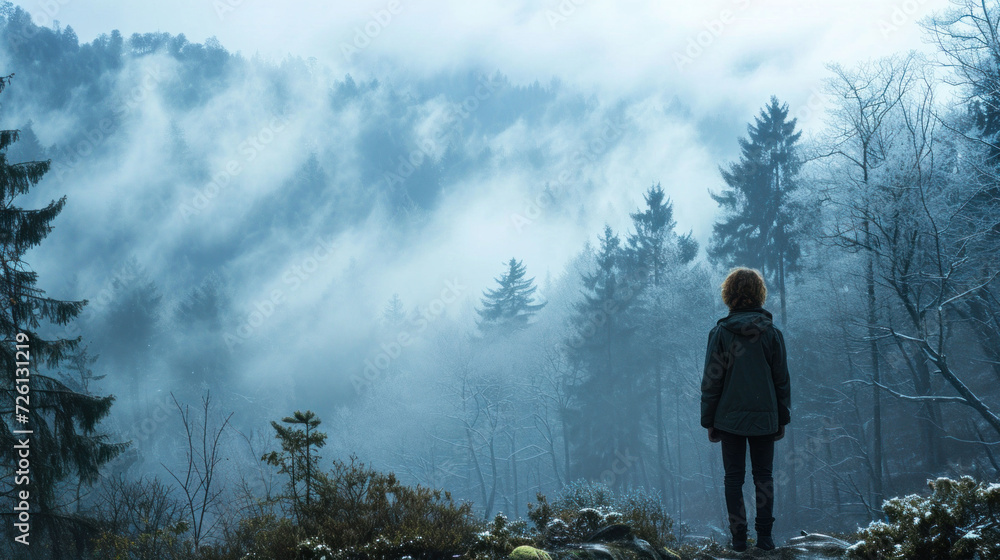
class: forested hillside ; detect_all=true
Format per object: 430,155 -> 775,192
0,0 -> 998,558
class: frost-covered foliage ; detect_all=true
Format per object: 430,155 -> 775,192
527,479 -> 675,549
297,537 -> 333,560
217,454 -> 484,560
469,513 -> 535,559
305,456 -> 482,559
848,476 -> 1000,560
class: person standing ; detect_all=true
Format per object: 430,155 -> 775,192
700,267 -> 791,552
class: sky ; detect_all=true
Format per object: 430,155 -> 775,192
33,0 -> 946,120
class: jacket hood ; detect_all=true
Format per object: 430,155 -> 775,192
717,306 -> 773,336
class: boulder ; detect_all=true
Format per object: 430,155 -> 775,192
786,532 -> 853,556
587,524 -> 633,543
510,545 -> 553,560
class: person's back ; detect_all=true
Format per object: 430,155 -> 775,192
700,267 -> 791,552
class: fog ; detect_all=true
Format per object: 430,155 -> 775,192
5,0 -> 1000,557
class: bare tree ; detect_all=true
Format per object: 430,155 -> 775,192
823,49 -> 1000,493
819,52 -> 929,504
163,391 -> 233,552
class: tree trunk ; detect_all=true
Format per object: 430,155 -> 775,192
656,359 -> 667,506
778,244 -> 787,326
912,356 -> 943,472
675,386 -> 684,525
864,242 -> 885,507
511,431 -> 519,517
786,426 -> 798,513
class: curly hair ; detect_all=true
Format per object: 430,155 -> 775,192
721,267 -> 767,310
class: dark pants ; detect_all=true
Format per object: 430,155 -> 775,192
719,429 -> 775,537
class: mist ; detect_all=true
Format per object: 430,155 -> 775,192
2,0 -> 1000,558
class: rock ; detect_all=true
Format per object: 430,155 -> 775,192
630,536 -> 663,560
582,523 -> 673,560
786,532 -> 853,556
660,547 -> 682,560
517,529 -> 853,560
575,535 -> 662,560
587,524 -> 633,543
510,545 -> 553,560
576,543 -> 624,560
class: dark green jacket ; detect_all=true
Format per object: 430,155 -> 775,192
700,306 -> 791,436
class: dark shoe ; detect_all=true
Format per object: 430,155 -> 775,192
731,527 -> 748,552
755,534 -> 775,551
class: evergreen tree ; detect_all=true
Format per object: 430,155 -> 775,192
625,183 -> 697,283
562,227 -> 647,485
170,272 -> 231,401
0,74 -> 125,557
263,410 -> 328,525
60,345 -> 107,512
623,183 -> 700,509
708,96 -> 803,323
93,258 -> 162,418
381,293 -> 406,329
476,258 -> 546,335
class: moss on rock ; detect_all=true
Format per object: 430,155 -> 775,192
511,545 -> 554,560
660,547 -> 682,560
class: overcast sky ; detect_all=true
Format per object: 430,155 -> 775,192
34,0 -> 944,116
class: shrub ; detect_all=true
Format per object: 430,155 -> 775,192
213,514 -> 300,560
848,476 -> 1000,560
306,455 -> 482,559
527,479 -> 676,550
89,475 -> 190,560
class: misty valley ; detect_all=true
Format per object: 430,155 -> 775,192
1,1 -> 1000,559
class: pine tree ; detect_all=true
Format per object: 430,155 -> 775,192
61,345 -> 107,512
263,410 -> 328,525
625,183 -> 697,283
708,96 -> 803,323
171,272 -> 232,404
381,293 -> 406,329
476,258 -> 546,335
623,183 -> 700,509
0,73 -> 125,557
562,227 -> 647,485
